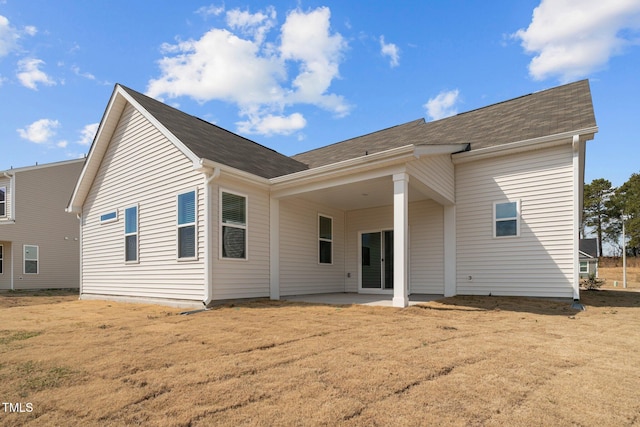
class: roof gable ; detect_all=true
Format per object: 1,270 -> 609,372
579,238 -> 599,258
293,80 -> 597,168
120,86 -> 308,179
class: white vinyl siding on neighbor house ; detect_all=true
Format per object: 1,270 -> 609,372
279,198 -> 345,296
455,144 -> 575,298
344,199 -> 444,294
211,179 -> 271,299
81,104 -> 206,301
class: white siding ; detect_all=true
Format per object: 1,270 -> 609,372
82,104 -> 206,301
407,154 -> 455,204
455,144 -> 575,297
279,198 -> 345,295
345,200 -> 444,294
210,178 -> 272,299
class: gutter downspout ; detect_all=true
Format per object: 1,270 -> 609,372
77,213 -> 83,299
203,166 -> 220,306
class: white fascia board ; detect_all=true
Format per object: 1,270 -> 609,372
413,144 -> 469,157
199,158 -> 270,188
271,145 -> 415,184
2,158 -> 84,175
451,127 -> 598,165
67,86 -> 128,213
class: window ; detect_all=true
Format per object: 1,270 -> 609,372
0,244 -> 3,274
24,245 -> 38,274
579,261 -> 589,274
494,200 -> 520,238
0,186 -> 5,217
100,210 -> 118,224
319,215 -> 333,264
221,191 -> 246,259
124,205 -> 138,262
177,190 -> 196,259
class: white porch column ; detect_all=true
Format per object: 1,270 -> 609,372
443,205 -> 456,297
393,173 -> 409,308
269,197 -> 280,300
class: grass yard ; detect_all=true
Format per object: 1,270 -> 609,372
1,289 -> 639,426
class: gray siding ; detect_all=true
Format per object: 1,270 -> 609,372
455,144 -> 575,297
407,154 -> 455,204
81,104 -> 206,301
279,198 -> 345,295
0,161 -> 82,289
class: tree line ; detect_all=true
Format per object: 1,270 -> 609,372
582,173 -> 640,257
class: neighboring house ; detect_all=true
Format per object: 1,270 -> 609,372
1,159 -> 84,290
67,80 -> 597,308
579,238 -> 599,278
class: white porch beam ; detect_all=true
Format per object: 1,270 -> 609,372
269,197 -> 280,300
271,165 -> 406,199
444,205 -> 456,297
393,173 -> 409,308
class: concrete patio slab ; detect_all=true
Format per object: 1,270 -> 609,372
281,293 -> 443,307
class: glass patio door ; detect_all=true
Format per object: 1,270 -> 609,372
361,230 -> 394,290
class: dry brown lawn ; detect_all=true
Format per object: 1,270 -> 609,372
1,288 -> 639,426
598,265 -> 640,290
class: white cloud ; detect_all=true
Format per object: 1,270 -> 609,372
279,7 -> 349,116
196,4 -> 225,18
24,25 -> 37,36
17,119 -> 60,144
514,0 -> 640,82
71,65 -> 96,80
78,123 -> 99,145
380,36 -> 399,67
236,112 -> 306,136
424,89 -> 460,121
17,58 -> 56,90
56,140 -> 68,148
147,6 -> 349,136
226,7 -> 276,44
0,15 -> 19,57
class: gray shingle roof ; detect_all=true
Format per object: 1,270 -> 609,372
293,80 -> 596,169
580,238 -> 599,258
120,85 -> 308,179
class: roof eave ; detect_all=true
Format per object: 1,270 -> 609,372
451,126 -> 598,164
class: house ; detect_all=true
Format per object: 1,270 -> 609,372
1,159 -> 84,290
66,80 -> 597,308
579,238 -> 599,278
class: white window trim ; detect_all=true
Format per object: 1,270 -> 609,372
0,243 -> 3,275
176,188 -> 198,261
579,261 -> 589,274
493,200 -> 520,238
99,209 -> 118,224
318,214 -> 333,265
0,186 -> 6,218
219,188 -> 248,261
124,204 -> 139,264
23,244 -> 39,275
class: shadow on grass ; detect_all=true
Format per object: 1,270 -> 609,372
578,289 -> 640,308
420,295 -> 581,316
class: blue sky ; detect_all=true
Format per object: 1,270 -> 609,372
1,0 -> 639,187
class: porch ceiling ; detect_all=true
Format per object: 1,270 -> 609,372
294,175 -> 430,211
